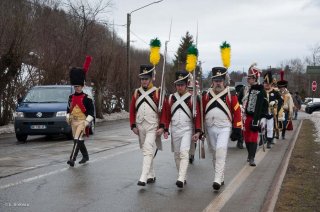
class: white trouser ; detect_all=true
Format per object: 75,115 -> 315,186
174,150 -> 189,182
137,121 -> 157,183
171,126 -> 192,182
206,126 -> 231,184
266,117 -> 274,139
171,126 -> 192,152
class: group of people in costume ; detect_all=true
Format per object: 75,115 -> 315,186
63,41 -> 295,192
128,40 -> 295,191
237,64 -> 294,166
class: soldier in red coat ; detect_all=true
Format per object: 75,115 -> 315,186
242,64 -> 268,166
130,65 -> 165,187
162,70 -> 201,188
66,56 -> 94,167
202,67 -> 242,191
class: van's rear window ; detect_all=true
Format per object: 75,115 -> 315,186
23,87 -> 71,103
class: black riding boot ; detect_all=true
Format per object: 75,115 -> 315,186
282,129 -> 286,140
267,138 -> 272,149
67,139 -> 80,167
78,140 -> 89,164
249,143 -> 257,166
245,142 -> 250,162
237,137 -> 244,149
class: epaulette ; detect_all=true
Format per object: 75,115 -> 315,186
229,87 -> 236,92
230,89 -> 236,96
85,94 -> 93,99
134,89 -> 139,99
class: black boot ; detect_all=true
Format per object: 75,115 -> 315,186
282,129 -> 286,140
213,182 -> 221,190
249,158 -> 256,166
267,138 -> 272,149
237,139 -> 244,149
245,142 -> 250,162
176,180 -> 184,188
189,155 -> 194,164
137,181 -> 146,186
147,177 -> 156,184
67,140 -> 80,167
249,143 -> 257,166
259,134 -> 263,146
78,140 -> 89,164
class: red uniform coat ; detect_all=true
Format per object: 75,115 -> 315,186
129,86 -> 166,130
162,93 -> 201,133
202,88 -> 242,129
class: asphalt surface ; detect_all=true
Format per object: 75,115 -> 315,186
0,114 -> 308,212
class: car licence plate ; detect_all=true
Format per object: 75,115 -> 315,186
30,125 -> 47,129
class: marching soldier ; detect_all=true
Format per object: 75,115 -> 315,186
263,71 -> 283,148
242,63 -> 268,166
129,65 -> 165,187
66,56 -> 94,167
271,78 -> 281,139
277,70 -> 294,139
162,70 -> 201,188
202,67 -> 242,191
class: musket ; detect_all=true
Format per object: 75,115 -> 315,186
158,20 -> 172,112
199,62 -> 205,159
192,21 -> 198,118
194,22 -> 205,159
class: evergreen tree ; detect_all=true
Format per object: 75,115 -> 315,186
166,31 -> 195,92
173,31 -> 195,70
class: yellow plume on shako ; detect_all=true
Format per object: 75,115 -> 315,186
149,38 -> 161,66
220,41 -> 231,68
185,45 -> 198,73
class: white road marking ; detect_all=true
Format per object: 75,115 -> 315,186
0,145 -> 139,190
203,146 -> 269,212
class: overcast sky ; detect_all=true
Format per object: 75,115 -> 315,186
106,0 -> 320,74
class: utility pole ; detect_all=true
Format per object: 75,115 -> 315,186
126,13 -> 131,111
126,0 -> 164,111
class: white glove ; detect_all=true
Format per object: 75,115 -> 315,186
66,113 -> 70,125
260,118 -> 266,130
278,113 -> 285,121
269,101 -> 275,107
85,115 -> 94,127
240,105 -> 245,113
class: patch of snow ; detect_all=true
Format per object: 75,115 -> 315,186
310,112 -> 320,143
0,124 -> 14,134
96,110 -> 129,123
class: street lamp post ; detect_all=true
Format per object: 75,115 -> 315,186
126,0 -> 164,111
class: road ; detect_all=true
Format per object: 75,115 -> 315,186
0,114 -> 307,212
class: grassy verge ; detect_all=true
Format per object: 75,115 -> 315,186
275,119 -> 320,211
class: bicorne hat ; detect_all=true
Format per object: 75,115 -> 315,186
263,71 -> 273,84
211,67 -> 227,81
139,65 -> 154,79
174,70 -> 189,85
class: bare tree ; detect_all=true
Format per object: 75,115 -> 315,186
0,0 -> 34,125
